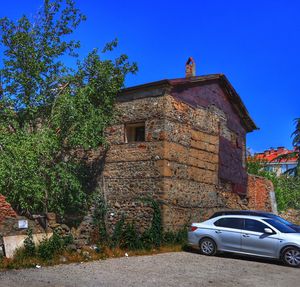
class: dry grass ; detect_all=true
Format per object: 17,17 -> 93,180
0,244 -> 183,271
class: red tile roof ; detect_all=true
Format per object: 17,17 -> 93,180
255,147 -> 298,163
0,194 -> 17,224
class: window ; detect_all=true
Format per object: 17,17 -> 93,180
125,122 -> 145,143
264,219 -> 296,233
244,219 -> 268,233
214,218 -> 244,229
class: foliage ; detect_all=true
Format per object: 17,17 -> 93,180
140,199 -> 163,249
163,228 -> 188,245
119,222 -> 142,250
0,0 -> 86,119
23,229 -> 36,257
274,176 -> 300,211
292,118 -> 300,149
0,0 -> 137,217
37,232 -> 64,260
247,157 -> 300,211
20,230 -> 70,261
247,157 -> 270,178
110,215 -> 125,248
93,193 -> 108,243
92,197 -> 187,250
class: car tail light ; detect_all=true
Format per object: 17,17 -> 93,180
189,226 -> 198,232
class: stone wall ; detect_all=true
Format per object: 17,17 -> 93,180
101,87 -> 272,232
103,95 -> 167,233
70,79 -> 274,237
160,95 -> 220,229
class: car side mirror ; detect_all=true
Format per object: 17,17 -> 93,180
264,228 -> 273,234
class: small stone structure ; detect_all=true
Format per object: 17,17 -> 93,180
99,60 -> 276,232
0,194 -> 48,257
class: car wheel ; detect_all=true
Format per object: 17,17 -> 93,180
282,247 -> 300,267
199,238 -> 217,256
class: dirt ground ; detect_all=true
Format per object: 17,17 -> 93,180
0,251 -> 298,287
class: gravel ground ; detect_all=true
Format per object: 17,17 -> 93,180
0,252 -> 299,287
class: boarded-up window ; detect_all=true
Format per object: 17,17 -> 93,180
125,122 -> 145,142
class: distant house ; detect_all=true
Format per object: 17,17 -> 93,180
255,147 -> 298,176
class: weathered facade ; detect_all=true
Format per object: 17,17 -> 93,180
101,61 -> 275,231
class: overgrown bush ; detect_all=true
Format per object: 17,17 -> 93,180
37,232 -> 64,260
275,176 -> 300,211
92,197 -> 187,251
18,230 -> 71,261
119,222 -> 143,250
23,229 -> 35,257
163,228 -> 188,245
93,193 -> 108,243
110,216 -> 125,248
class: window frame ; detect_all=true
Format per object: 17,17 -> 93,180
213,217 -> 245,230
244,218 -> 272,234
124,122 -> 146,143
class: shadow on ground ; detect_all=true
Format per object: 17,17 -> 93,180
183,246 -> 284,267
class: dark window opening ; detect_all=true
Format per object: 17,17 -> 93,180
125,122 -> 145,142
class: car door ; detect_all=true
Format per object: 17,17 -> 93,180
213,217 -> 244,252
241,219 -> 280,257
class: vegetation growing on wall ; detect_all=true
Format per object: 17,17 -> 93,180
0,0 -> 137,218
0,199 -> 187,270
93,196 -> 187,250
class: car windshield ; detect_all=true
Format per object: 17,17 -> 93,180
264,219 -> 297,233
266,214 -> 293,226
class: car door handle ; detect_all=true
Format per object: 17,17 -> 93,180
242,234 -> 250,238
215,230 -> 222,234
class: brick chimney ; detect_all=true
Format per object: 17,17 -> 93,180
185,57 -> 196,77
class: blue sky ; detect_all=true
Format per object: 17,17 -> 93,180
1,0 -> 299,152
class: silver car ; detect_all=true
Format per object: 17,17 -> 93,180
188,215 -> 300,267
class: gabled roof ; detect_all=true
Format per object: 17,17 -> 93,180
118,74 -> 258,132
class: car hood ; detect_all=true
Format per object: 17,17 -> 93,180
283,233 -> 300,244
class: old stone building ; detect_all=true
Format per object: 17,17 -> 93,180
100,58 -> 276,231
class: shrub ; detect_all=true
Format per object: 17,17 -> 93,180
23,229 -> 35,257
119,222 -> 142,250
110,216 -> 125,248
37,232 -> 63,261
93,193 -> 108,243
163,228 -> 188,245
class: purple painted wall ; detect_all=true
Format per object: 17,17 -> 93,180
171,82 -> 248,194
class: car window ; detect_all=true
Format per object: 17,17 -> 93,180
244,219 -> 268,233
264,219 -> 296,233
266,215 -> 293,226
214,218 -> 244,229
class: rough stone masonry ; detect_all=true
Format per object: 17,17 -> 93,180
99,59 -> 276,232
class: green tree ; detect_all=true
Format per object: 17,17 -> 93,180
292,118 -> 300,175
0,0 -> 137,218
